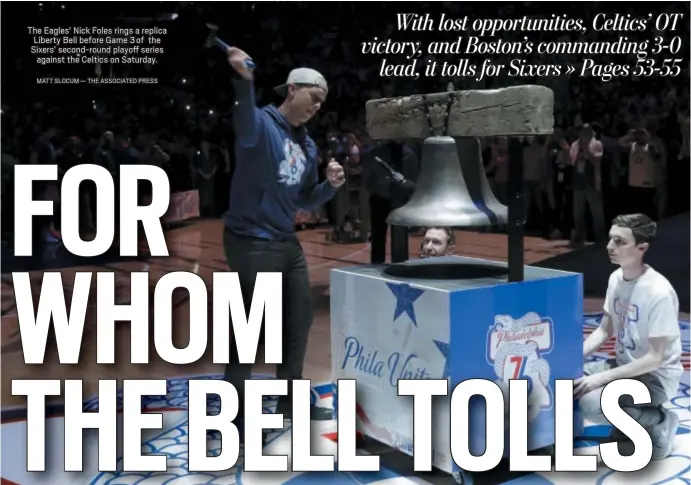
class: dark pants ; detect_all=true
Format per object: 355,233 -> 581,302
573,187 -> 606,242
369,194 -> 391,264
222,228 -> 314,438
550,182 -> 572,237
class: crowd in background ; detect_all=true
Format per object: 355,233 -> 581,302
2,1 -> 689,247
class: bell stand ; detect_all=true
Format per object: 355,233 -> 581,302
507,138 -> 525,282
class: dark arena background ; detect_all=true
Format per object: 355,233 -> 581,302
1,2 -> 689,485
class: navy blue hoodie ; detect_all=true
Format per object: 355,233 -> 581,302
224,79 -> 337,240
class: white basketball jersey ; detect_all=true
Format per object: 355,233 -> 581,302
628,142 -> 658,188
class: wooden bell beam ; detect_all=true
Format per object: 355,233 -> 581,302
366,85 -> 554,140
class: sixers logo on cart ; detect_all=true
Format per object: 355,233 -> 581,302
487,312 -> 555,420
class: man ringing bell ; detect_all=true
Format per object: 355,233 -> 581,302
222,46 -> 345,443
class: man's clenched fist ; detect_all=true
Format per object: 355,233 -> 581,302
326,160 -> 345,188
226,47 -> 253,80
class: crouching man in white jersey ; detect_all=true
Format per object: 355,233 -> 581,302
576,213 -> 682,459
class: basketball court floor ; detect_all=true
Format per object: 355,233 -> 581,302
2,220 -> 689,485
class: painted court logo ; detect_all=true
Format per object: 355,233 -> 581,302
487,312 -> 554,420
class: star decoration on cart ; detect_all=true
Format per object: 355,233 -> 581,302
386,282 -> 424,326
433,340 -> 450,380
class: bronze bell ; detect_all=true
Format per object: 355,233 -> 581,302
386,136 -> 507,227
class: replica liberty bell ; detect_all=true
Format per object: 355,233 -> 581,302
382,86 -> 508,228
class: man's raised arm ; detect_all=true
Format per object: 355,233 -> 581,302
227,47 -> 262,148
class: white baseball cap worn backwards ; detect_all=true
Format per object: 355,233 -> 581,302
274,67 -> 328,97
